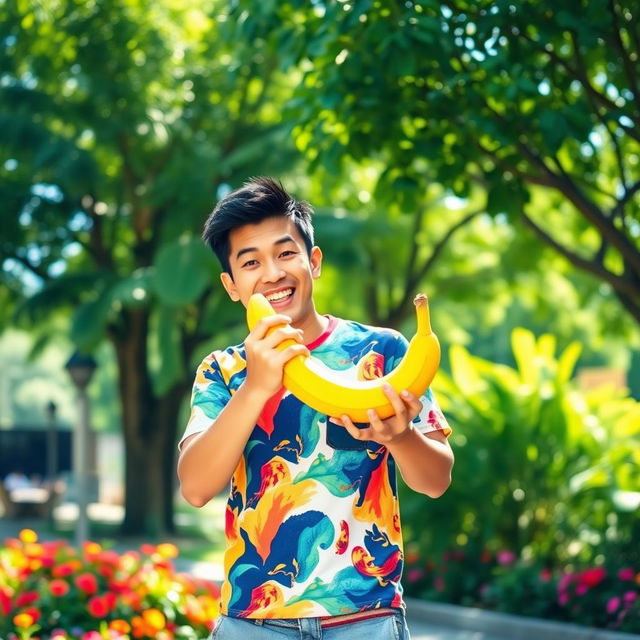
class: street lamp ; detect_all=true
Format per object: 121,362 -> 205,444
45,400 -> 58,523
65,351 -> 97,548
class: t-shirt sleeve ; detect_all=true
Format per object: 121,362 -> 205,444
386,332 -> 452,438
178,354 -> 232,450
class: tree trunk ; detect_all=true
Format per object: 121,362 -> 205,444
112,309 -> 170,536
157,380 -> 191,534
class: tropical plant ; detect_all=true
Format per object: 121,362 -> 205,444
400,327 -> 640,568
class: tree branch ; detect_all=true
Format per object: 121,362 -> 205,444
385,208 -> 482,326
516,29 -> 640,141
613,179 -> 640,217
521,212 -> 638,299
608,0 -> 640,113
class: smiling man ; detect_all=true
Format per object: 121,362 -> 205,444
177,177 -> 454,640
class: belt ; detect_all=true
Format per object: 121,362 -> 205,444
319,607 -> 397,628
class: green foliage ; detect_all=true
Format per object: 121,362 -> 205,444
401,327 -> 640,569
0,0 -> 304,533
234,0 -> 640,324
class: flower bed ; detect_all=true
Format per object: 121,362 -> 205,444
0,529 -> 220,640
403,545 -> 640,633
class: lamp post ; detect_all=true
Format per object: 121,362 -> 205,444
46,400 -> 58,523
65,351 -> 97,548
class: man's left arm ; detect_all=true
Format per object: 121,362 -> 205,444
330,385 -> 454,498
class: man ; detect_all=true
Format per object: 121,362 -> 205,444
177,177 -> 454,639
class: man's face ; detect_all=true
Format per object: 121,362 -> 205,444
220,216 -> 322,326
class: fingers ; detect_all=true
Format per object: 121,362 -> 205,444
262,326 -> 305,350
248,314 -> 294,341
279,343 -> 309,364
340,414 -> 370,441
381,384 -> 407,419
400,390 -> 423,421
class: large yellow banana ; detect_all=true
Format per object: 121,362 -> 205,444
246,293 -> 440,422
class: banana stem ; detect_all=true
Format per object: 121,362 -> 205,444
414,293 -> 433,335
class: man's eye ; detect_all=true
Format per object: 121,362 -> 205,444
242,259 -> 258,268
280,251 -> 297,258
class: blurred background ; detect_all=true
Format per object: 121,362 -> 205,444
1,0 -> 639,628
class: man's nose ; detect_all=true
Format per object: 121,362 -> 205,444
261,261 -> 285,282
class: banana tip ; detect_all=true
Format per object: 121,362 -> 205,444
413,293 -> 428,307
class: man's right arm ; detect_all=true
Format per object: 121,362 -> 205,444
177,314 -> 308,507
177,383 -> 273,506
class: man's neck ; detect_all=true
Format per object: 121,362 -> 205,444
295,311 -> 329,346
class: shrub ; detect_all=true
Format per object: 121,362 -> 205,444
403,545 -> 640,632
0,529 -> 220,640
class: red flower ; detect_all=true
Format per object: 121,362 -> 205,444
87,595 -> 111,617
75,572 -> 99,595
15,591 -> 39,607
53,562 -> 77,578
49,580 -> 70,597
22,606 -> 41,621
0,586 -> 13,616
539,568 -> 553,583
103,592 -> 117,610
578,567 -> 606,588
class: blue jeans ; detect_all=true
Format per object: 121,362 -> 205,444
209,611 -> 411,639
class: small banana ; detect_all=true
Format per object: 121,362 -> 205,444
246,293 -> 440,422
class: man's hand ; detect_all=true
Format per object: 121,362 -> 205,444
329,384 -> 423,445
244,314 -> 309,400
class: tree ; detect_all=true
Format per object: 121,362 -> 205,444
232,0 -> 640,324
0,0 -> 298,534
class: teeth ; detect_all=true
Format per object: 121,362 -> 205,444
266,289 -> 293,302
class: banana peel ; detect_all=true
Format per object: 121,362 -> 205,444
246,293 -> 440,422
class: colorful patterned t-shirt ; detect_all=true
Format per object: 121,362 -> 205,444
181,315 -> 451,619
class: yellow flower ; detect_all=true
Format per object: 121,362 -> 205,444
29,559 -> 43,571
19,529 -> 38,544
13,612 -> 35,628
142,608 -> 166,631
156,543 -> 179,559
84,541 -> 103,556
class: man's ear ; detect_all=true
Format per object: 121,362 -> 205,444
310,246 -> 323,279
220,272 -> 240,301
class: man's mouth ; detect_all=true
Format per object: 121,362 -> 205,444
265,288 -> 295,305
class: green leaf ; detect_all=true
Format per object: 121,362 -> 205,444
70,295 -> 114,349
557,341 -> 581,383
152,236 -> 217,305
153,304 -> 184,395
511,327 -> 539,386
538,110 -> 568,153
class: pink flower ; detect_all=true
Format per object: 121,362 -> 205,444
496,550 -> 516,566
407,568 -> 424,583
576,584 -> 588,596
558,592 -> 569,606
558,573 -> 574,592
618,568 -> 636,581
81,632 -> 102,640
607,596 -> 621,614
623,591 -> 637,605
